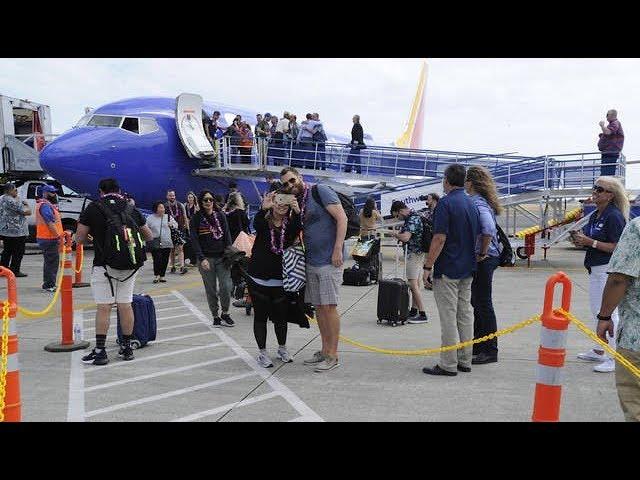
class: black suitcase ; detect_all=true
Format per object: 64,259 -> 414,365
376,244 -> 409,326
343,265 -> 371,286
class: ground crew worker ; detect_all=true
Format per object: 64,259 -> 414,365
35,184 -> 64,292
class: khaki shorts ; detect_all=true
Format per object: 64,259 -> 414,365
305,263 -> 342,306
406,252 -> 426,280
91,266 -> 138,304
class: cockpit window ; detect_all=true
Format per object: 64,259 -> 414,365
121,117 -> 139,134
140,118 -> 159,135
88,115 -> 123,128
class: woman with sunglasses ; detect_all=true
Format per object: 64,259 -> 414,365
572,177 -> 629,373
247,191 -> 302,367
190,190 -> 235,328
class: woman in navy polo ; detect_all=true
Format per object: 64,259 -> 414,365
572,176 -> 629,373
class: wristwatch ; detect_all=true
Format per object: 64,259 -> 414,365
592,240 -> 598,249
596,313 -> 612,321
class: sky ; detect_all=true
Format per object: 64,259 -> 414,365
1,58 -> 638,187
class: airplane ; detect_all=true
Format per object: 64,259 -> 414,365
39,61 -> 429,211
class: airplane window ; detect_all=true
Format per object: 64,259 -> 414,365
88,115 -> 123,128
74,114 -> 92,128
140,118 -> 159,135
121,117 -> 139,134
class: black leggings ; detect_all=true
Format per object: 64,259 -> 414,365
248,282 -> 288,350
151,248 -> 171,276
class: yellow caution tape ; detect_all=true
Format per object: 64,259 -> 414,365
306,314 -> 540,356
18,249 -> 67,318
0,301 -> 10,422
559,309 -> 640,379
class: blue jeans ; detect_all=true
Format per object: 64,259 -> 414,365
346,148 -> 361,173
471,255 -> 500,355
37,239 -> 59,289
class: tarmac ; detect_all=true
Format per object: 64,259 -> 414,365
7,241 -> 624,422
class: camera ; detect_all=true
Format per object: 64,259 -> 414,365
418,194 -> 430,201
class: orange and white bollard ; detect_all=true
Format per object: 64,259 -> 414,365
0,266 -> 20,421
72,242 -> 90,288
532,271 -> 572,422
44,231 -> 89,352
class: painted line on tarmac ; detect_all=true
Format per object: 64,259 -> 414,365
83,312 -> 191,329
84,355 -> 240,393
67,310 -> 86,422
84,372 -> 257,418
172,392 -> 282,422
156,322 -> 203,332
83,342 -> 225,373
149,331 -> 213,344
173,290 -> 324,422
71,280 -> 204,312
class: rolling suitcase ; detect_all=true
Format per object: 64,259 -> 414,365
117,294 -> 157,348
376,244 -> 410,327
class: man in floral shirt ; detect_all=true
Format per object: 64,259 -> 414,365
390,200 -> 427,323
0,183 -> 31,277
598,216 -> 640,421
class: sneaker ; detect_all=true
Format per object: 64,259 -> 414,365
314,356 -> 340,372
81,348 -> 109,366
577,349 -> 607,362
233,299 -> 248,308
212,317 -> 222,328
159,277 -> 167,283
180,267 -> 188,275
593,357 -> 615,373
257,352 -> 274,368
170,266 -> 176,274
42,286 -> 56,293
277,346 -> 293,363
407,313 -> 428,324
14,272 -> 28,278
220,313 -> 235,327
118,345 -> 135,361
303,350 -> 326,365
408,308 -> 418,318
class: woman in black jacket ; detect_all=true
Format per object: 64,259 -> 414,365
189,190 -> 235,328
248,191 -> 302,368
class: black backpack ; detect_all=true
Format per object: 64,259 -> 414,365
311,185 -> 360,239
94,199 -> 146,274
419,215 -> 433,253
496,224 -> 516,267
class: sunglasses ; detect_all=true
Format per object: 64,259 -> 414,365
202,197 -> 214,203
593,185 -> 612,194
282,178 -> 297,185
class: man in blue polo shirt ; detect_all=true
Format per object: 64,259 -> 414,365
422,164 -> 480,376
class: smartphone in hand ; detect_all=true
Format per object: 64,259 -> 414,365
275,193 -> 296,206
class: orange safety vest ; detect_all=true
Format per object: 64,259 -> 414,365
36,200 -> 63,240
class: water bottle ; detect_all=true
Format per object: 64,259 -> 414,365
73,322 -> 82,341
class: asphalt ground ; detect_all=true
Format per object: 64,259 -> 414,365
6,239 -> 624,422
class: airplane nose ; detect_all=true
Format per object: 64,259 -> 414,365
40,129 -> 102,194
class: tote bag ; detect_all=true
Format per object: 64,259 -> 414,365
282,243 -> 306,292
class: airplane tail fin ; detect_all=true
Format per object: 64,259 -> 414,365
395,60 -> 428,149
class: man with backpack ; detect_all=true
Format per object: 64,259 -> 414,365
76,178 -> 153,365
280,167 -> 350,372
390,200 -> 429,324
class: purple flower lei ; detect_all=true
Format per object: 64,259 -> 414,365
298,184 -> 309,226
202,211 -> 223,240
269,215 -> 288,255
